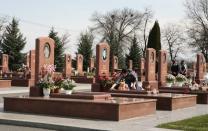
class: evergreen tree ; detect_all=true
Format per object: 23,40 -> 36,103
126,35 -> 142,68
49,28 -> 65,72
1,18 -> 26,70
77,31 -> 93,71
147,21 -> 161,54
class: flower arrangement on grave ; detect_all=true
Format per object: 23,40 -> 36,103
37,64 -> 56,97
61,79 -> 76,94
98,75 -> 114,90
175,74 -> 187,86
166,74 -> 175,87
166,74 -> 175,83
37,64 -> 56,89
51,75 -> 64,93
176,74 -> 187,82
17,64 -> 26,72
85,72 -> 95,78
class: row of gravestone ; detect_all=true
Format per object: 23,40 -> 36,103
94,43 -> 207,90
0,37 -> 207,89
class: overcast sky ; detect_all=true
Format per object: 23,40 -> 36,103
0,0 -> 188,58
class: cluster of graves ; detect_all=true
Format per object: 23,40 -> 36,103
2,36 -> 208,121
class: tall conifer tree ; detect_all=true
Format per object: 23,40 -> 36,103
147,21 -> 161,54
2,18 -> 26,70
49,28 -> 65,72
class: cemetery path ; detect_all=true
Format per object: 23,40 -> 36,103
0,84 -> 207,130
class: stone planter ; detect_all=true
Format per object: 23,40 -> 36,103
166,83 -> 172,87
43,88 -> 51,97
176,82 -> 184,87
65,90 -> 72,94
51,88 -> 60,93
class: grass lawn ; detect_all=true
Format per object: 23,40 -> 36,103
157,114 -> 208,131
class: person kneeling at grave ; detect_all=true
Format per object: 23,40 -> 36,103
128,68 -> 144,91
110,69 -> 129,90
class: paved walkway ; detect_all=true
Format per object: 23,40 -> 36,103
1,103 -> 208,131
0,84 -> 207,130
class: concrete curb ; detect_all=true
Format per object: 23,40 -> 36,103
0,118 -> 107,131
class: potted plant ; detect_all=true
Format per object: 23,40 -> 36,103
86,72 -> 95,78
166,74 -> 175,87
99,76 -> 114,92
175,74 -> 187,87
52,76 -> 63,93
37,76 -> 54,97
37,64 -> 55,97
61,79 -> 76,94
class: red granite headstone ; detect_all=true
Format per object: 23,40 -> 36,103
35,37 -> 55,84
2,54 -> 9,73
142,48 -> 158,89
196,53 -> 206,84
76,54 -> 83,76
26,54 -> 29,67
29,50 -> 35,79
112,56 -> 118,72
138,58 -> 145,81
158,50 -> 168,87
89,57 -> 95,72
63,54 -> 71,78
96,42 -> 110,78
129,60 -> 133,70
91,42 -> 110,92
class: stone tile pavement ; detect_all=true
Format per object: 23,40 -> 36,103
0,84 -> 207,130
0,103 -> 208,131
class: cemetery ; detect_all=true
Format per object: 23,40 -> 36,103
1,0 -> 208,130
4,38 -> 158,121
2,35 -> 207,121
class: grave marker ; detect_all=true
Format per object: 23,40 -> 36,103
35,37 -> 55,84
128,60 -> 133,70
112,56 -> 118,72
63,54 -> 71,78
142,48 -> 158,89
76,54 -> 83,76
2,54 -> 9,73
196,53 -> 206,84
96,42 -> 110,78
158,50 -> 168,87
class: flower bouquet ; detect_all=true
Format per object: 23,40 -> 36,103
166,74 -> 175,87
61,79 -> 76,94
37,64 -> 56,97
175,74 -> 187,87
99,75 -> 114,91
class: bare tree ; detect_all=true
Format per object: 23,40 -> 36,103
184,0 -> 208,62
0,16 -> 8,52
61,32 -> 70,47
162,24 -> 186,61
91,8 -> 146,68
138,8 -> 154,57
